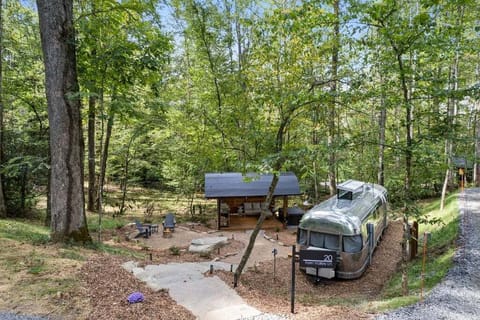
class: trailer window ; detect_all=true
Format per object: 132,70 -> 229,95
309,232 -> 339,250
310,232 -> 324,247
297,229 -> 308,245
325,234 -> 339,249
343,235 -> 363,253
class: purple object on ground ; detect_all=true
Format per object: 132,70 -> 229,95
127,292 -> 144,304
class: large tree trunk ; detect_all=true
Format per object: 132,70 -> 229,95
0,0 -> 7,218
87,94 -> 96,212
37,0 -> 90,242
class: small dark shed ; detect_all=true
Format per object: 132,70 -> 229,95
453,156 -> 473,184
205,172 -> 302,229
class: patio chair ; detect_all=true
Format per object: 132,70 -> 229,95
134,220 -> 151,238
163,213 -> 176,232
144,223 -> 159,233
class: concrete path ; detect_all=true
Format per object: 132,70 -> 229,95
127,225 -> 295,319
123,261 -> 262,320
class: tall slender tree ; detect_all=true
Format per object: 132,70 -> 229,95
327,0 -> 340,195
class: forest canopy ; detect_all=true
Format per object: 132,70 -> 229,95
1,0 -> 479,219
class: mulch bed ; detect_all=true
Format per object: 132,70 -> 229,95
80,254 -> 195,320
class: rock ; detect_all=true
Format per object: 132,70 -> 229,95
223,252 -> 238,257
122,261 -> 139,273
188,236 -> 229,254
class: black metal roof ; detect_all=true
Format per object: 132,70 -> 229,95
205,172 -> 301,198
452,156 -> 473,169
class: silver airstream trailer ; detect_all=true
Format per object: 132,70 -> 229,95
297,180 -> 388,279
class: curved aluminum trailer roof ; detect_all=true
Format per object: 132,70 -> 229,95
299,180 -> 387,236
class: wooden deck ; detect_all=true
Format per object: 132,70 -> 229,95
220,214 -> 284,231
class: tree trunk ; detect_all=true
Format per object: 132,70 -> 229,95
476,102 -> 480,186
313,161 -> 319,202
394,41 -> 413,297
37,0 -> 90,242
401,214 -> 409,296
97,112 -> 114,211
233,111 -> 291,287
233,172 -> 280,288
443,50 -> 460,191
119,134 -> 134,215
378,101 -> 386,186
440,169 -> 450,211
0,0 -> 7,218
44,163 -> 51,226
87,94 -> 96,212
327,0 -> 340,196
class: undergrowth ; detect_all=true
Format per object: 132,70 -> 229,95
366,192 -> 459,312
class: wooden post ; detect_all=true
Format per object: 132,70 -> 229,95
283,196 -> 288,228
409,221 -> 418,259
217,199 -> 221,230
420,232 -> 430,302
459,168 -> 465,190
291,245 -> 295,314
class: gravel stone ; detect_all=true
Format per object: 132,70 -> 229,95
376,189 -> 480,320
0,313 -> 47,320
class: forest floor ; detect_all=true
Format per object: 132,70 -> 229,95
0,217 -> 403,319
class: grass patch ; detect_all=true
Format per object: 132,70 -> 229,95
87,215 -> 130,233
369,192 -> 459,312
36,277 -> 78,296
298,294 -> 364,307
85,241 -> 145,259
0,219 -> 50,245
25,250 -> 47,275
59,248 -> 86,261
169,246 -> 180,256
367,295 -> 420,313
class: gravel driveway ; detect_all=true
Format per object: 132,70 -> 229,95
376,188 -> 480,320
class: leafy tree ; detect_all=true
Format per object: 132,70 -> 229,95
76,0 -> 171,217
1,1 -> 48,217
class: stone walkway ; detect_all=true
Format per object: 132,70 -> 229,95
125,227 -> 293,319
123,261 -> 267,320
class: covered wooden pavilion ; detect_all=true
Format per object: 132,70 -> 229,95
205,172 -> 302,230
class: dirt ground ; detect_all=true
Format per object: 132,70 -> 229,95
1,219 -> 403,319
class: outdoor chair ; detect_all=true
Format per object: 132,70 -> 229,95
163,213 -> 176,232
134,220 -> 151,238
144,223 -> 159,233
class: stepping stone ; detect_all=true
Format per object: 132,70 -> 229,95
188,236 -> 229,254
